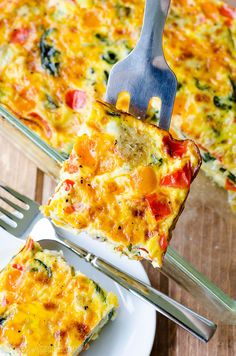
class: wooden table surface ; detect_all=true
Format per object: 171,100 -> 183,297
0,133 -> 236,356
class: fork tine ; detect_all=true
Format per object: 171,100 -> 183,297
0,218 -> 16,234
0,196 -> 26,214
0,206 -> 21,223
0,183 -> 37,207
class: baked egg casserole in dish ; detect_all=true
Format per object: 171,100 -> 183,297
163,0 -> 236,212
0,238 -> 118,355
0,0 -> 236,212
43,101 -> 201,268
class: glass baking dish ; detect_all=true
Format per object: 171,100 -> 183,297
0,105 -> 236,324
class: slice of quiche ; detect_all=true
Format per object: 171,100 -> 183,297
43,101 -> 201,267
0,238 -> 118,355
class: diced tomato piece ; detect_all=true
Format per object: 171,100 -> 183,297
63,179 -> 75,191
163,135 -> 187,158
64,205 -> 75,214
159,235 -> 168,251
145,194 -> 171,221
219,4 -> 235,19
160,163 -> 192,189
65,90 -> 87,110
10,28 -> 30,44
225,178 -> 236,192
12,264 -> 23,271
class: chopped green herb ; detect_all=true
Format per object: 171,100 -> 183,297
228,29 -> 235,50
115,4 -> 132,17
177,82 -> 182,91
95,33 -> 108,43
195,78 -> 210,90
70,266 -> 75,277
93,281 -> 106,302
229,77 -> 236,102
228,172 -> 236,185
40,30 -> 60,76
106,110 -> 121,117
150,110 -> 160,123
213,96 -> 232,110
125,42 -> 133,54
102,51 -> 118,65
150,154 -> 163,166
108,310 -> 114,320
219,167 -> 226,173
202,152 -> 216,162
0,317 -> 6,325
45,94 -> 59,110
127,243 -> 132,252
31,258 -> 52,278
104,70 -> 109,84
83,335 -> 92,347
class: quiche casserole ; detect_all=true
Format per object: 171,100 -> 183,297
0,0 -> 144,152
43,101 -> 201,267
163,0 -> 236,212
0,0 -> 235,211
0,238 -> 118,355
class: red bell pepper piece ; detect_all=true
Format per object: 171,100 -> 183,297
65,90 -> 87,110
10,28 -> 30,44
63,179 -> 75,191
145,193 -> 171,221
64,205 -> 76,214
12,264 -> 23,271
159,235 -> 168,251
160,163 -> 192,189
219,4 -> 235,19
225,178 -> 236,192
163,135 -> 187,158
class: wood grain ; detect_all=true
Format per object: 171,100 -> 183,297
0,134 -> 235,355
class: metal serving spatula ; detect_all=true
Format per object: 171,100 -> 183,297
106,0 -> 177,130
0,182 -> 216,342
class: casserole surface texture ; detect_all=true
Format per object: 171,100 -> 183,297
163,0 -> 236,211
0,0 -> 236,210
0,238 -> 118,355
0,0 -> 144,152
43,101 -> 201,267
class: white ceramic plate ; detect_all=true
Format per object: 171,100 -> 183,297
0,218 -> 156,356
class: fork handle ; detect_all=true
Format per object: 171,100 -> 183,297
60,237 -> 216,342
136,0 -> 171,59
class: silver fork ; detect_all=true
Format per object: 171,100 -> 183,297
106,0 -> 177,130
0,182 -> 216,342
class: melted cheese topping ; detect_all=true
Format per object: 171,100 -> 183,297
163,0 -> 236,210
0,0 -> 144,152
43,101 -> 201,267
0,0 -> 235,211
0,238 -> 118,355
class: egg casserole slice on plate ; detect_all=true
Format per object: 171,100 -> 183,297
0,238 -> 118,355
43,101 -> 201,267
